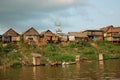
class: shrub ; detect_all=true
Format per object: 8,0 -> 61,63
7,53 -> 21,61
10,61 -> 22,68
49,53 -> 75,62
3,44 -> 17,53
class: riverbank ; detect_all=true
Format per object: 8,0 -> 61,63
0,41 -> 120,67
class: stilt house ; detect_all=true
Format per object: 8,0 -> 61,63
41,30 -> 59,43
101,25 -> 120,42
68,32 -> 88,42
82,30 -> 103,41
2,28 -> 20,43
22,27 -> 40,45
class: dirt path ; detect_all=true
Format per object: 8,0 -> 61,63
90,42 -> 99,50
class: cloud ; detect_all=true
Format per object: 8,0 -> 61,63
0,24 -> 11,34
0,0 -> 88,11
0,0 -> 90,34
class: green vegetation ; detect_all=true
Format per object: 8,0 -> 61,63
41,44 -> 75,62
95,41 -> 120,59
0,41 -> 120,67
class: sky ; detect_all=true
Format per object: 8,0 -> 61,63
0,0 -> 120,34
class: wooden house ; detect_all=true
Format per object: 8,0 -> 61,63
68,32 -> 88,42
56,33 -> 68,42
101,25 -> 120,42
2,28 -> 20,43
22,27 -> 40,45
82,30 -> 103,41
41,30 -> 59,43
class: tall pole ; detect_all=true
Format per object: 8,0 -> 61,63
55,22 -> 62,34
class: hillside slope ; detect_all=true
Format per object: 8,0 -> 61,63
0,41 -> 120,66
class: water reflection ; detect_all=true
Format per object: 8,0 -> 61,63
33,66 -> 40,80
0,60 -> 120,80
99,60 -> 104,71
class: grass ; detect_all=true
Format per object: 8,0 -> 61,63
0,41 -> 120,66
40,41 -> 120,62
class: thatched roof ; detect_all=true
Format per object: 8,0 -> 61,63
57,33 -> 68,36
83,30 -> 103,32
107,27 -> 120,33
41,30 -> 52,34
41,30 -> 57,36
100,25 -> 114,32
82,30 -> 103,36
2,28 -> 20,37
101,25 -> 120,33
68,32 -> 88,38
22,27 -> 39,36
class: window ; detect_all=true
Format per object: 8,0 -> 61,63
28,37 -> 33,41
26,36 -> 34,41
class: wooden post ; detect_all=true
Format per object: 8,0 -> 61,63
33,57 -> 36,65
32,54 -> 41,66
75,55 -> 81,63
99,54 -> 104,61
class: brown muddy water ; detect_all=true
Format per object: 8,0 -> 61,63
0,59 -> 120,80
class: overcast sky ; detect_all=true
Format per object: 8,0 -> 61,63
0,0 -> 120,34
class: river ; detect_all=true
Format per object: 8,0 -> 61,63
0,59 -> 120,80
